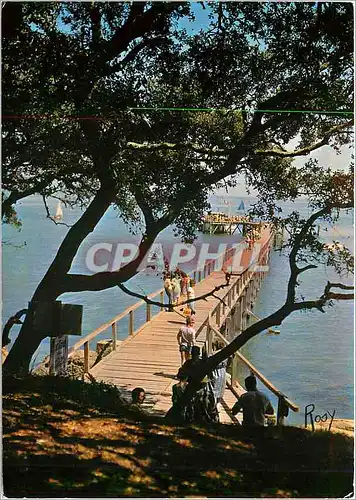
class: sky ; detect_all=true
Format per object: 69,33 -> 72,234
214,143 -> 353,198
178,4 -> 353,199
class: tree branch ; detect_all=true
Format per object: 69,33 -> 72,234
126,141 -> 230,156
2,309 -> 27,347
31,185 -> 115,301
105,3 -> 183,62
116,280 -> 230,309
255,120 -> 353,158
42,195 -> 73,228
2,179 -> 53,220
287,205 -> 332,304
105,37 -> 167,75
296,264 -> 318,274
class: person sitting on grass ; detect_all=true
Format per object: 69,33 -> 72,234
130,387 -> 147,414
231,375 -> 274,426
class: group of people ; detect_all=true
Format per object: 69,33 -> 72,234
129,312 -> 274,427
163,268 -> 195,314
130,371 -> 275,427
172,345 -> 223,424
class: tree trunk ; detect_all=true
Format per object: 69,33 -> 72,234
3,185 -> 114,375
2,304 -> 47,375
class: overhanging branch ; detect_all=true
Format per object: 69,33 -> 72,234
117,280 -> 230,308
255,120 -> 353,158
126,141 -> 230,156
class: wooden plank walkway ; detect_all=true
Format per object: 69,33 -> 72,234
90,269 -> 244,422
90,227 -> 273,423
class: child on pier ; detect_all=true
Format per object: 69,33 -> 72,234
177,316 -> 196,365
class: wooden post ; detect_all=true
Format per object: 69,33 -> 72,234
241,293 -> 247,331
207,322 -> 213,355
129,310 -> 134,335
277,396 -> 287,426
160,291 -> 164,311
84,341 -> 89,373
216,303 -> 221,326
228,289 -> 232,308
49,338 -> 55,376
112,322 -> 117,351
193,271 -> 196,281
236,298 -> 242,335
146,303 -> 151,322
198,270 -> 202,282
231,353 -> 238,386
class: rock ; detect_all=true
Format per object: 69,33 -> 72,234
34,350 -> 97,379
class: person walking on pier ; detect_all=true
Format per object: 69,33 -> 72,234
231,375 -> 274,426
171,275 -> 181,306
187,282 -> 196,315
177,316 -> 196,365
164,273 -> 174,312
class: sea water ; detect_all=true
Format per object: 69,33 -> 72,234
2,195 -> 353,425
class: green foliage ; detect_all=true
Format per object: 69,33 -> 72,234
2,0 -> 354,374
3,2 -> 353,234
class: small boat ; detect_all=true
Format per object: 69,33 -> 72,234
237,200 -> 245,211
54,201 -> 63,221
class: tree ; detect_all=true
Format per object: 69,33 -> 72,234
165,167 -> 354,419
2,2 -> 354,374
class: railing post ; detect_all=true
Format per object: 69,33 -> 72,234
277,396 -> 288,426
160,291 -> 164,311
146,303 -> 151,322
129,310 -> 134,335
112,322 -> 117,351
193,271 -> 196,281
84,341 -> 89,373
228,289 -> 232,308
241,293 -> 247,331
231,353 -> 238,386
203,266 -> 206,279
216,303 -> 221,326
198,270 -> 202,282
207,317 -> 213,356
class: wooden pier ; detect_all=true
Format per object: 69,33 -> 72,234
68,225 -> 299,424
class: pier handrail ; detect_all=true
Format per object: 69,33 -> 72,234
68,287 -> 164,357
195,226 -> 274,340
208,322 -> 299,420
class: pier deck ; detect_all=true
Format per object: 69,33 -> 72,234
90,269 -> 245,422
89,227 -> 274,422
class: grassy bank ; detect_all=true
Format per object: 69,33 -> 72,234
3,376 -> 353,498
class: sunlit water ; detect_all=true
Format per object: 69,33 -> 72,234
2,195 -> 353,425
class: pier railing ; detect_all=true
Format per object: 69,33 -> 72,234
195,228 -> 274,342
206,322 -> 299,425
67,235 -> 244,371
68,225 -> 273,374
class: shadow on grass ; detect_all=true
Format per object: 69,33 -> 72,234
3,376 -> 354,498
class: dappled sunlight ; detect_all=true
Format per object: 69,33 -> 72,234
3,376 -> 353,497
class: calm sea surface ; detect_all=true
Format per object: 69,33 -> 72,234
2,195 -> 354,425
